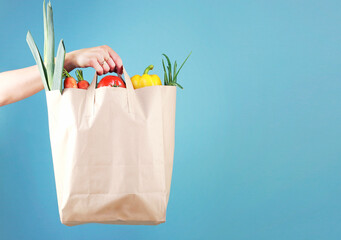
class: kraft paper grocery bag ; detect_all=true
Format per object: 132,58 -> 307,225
45,68 -> 176,226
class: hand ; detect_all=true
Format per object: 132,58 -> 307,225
64,45 -> 123,75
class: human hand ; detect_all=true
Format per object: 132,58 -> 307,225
64,45 -> 123,75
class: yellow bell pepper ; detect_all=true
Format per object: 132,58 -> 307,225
131,65 -> 162,89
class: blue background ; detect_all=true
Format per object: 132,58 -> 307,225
1,0 -> 341,239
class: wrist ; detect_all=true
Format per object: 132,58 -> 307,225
64,51 -> 77,72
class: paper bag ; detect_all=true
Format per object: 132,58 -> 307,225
45,69 -> 176,226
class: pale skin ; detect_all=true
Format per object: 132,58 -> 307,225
0,45 -> 123,107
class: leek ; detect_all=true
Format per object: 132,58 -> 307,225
46,1 -> 55,90
26,31 -> 49,91
26,0 -> 65,93
52,40 -> 65,92
43,0 -> 48,64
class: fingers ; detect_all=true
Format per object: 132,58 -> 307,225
96,49 -> 111,75
71,45 -> 123,75
90,58 -> 110,76
106,57 -> 116,73
101,61 -> 110,74
91,59 -> 104,75
103,45 -> 123,74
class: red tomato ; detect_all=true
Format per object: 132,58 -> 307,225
64,77 -> 78,88
77,80 -> 90,89
97,75 -> 126,88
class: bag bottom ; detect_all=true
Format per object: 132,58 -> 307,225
63,220 -> 165,227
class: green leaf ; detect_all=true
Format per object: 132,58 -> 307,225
63,68 -> 71,78
173,61 -> 177,83
26,31 -> 49,91
46,1 -> 55,90
164,71 -> 168,86
76,69 -> 84,81
161,52 -> 190,89
175,82 -> 184,89
52,40 -> 65,93
43,0 -> 48,64
167,65 -> 172,83
162,53 -> 172,83
162,59 -> 168,85
173,51 -> 192,82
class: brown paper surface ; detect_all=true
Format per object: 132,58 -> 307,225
46,69 -> 176,226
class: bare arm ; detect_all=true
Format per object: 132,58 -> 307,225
0,65 -> 43,106
0,45 -> 123,107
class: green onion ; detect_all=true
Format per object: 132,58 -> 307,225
173,51 -> 192,82
162,54 -> 172,85
173,61 -> 177,82
162,52 -> 191,89
162,59 -> 168,85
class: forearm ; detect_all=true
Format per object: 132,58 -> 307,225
0,65 -> 43,106
0,53 -> 76,107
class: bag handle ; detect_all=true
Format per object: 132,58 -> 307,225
85,67 -> 136,116
122,68 -> 136,114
